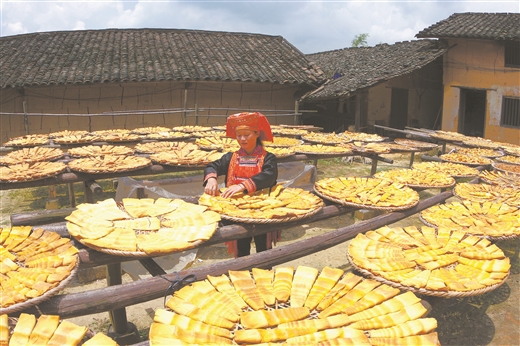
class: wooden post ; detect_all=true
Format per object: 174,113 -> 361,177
195,103 -> 199,125
183,89 -> 188,126
23,101 -> 29,134
83,181 -> 94,204
106,263 -> 129,333
409,152 -> 416,168
294,100 -> 299,125
67,183 -> 76,208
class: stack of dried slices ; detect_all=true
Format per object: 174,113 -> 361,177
0,313 -> 117,346
374,168 -> 456,189
293,144 -> 352,156
199,185 -> 323,222
347,226 -> 510,296
0,147 -> 64,165
0,162 -> 67,183
150,266 -> 440,345
0,227 -> 79,312
412,162 -> 479,178
68,155 -> 151,173
195,137 -> 239,151
314,177 -> 419,211
67,145 -> 134,157
420,201 -> 520,239
150,149 -> 224,166
3,134 -> 50,147
66,198 -> 220,256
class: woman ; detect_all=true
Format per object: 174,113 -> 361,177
203,112 -> 278,257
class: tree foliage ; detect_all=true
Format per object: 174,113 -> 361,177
351,33 -> 369,47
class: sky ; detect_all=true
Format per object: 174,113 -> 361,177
1,0 -> 518,54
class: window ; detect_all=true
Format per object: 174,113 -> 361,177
505,41 -> 520,67
501,97 -> 520,128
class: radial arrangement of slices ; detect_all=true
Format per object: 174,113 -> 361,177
0,313 -> 118,346
52,134 -> 101,144
394,138 -> 438,150
195,137 -> 239,151
66,198 -> 220,256
341,131 -> 384,142
428,130 -> 469,142
0,147 -> 64,165
0,226 -> 79,311
454,183 -> 520,208
49,130 -> 90,138
294,144 -> 352,156
150,149 -> 224,166
0,162 -> 67,183
347,226 -> 510,295
456,147 -> 503,158
172,125 -> 213,133
102,132 -> 141,142
479,170 -> 519,188
68,155 -> 151,173
412,161 -> 479,178
495,155 -> 520,165
301,132 -> 350,145
198,185 -> 324,222
3,135 -> 50,147
67,145 -> 134,157
266,147 -> 296,158
264,137 -> 303,148
191,130 -> 226,138
374,168 -> 456,189
350,142 -> 391,154
439,152 -> 493,166
150,266 -> 440,346
134,141 -> 198,154
503,145 -> 520,157
376,142 -> 419,152
271,128 -> 309,137
420,200 -> 520,238
462,138 -> 501,150
493,162 -> 520,175
131,126 -> 171,134
145,131 -> 191,140
314,177 -> 419,211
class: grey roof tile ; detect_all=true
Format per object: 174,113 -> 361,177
303,40 -> 448,101
416,13 -> 520,40
0,28 -> 324,88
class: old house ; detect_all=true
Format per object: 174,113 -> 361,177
416,12 -> 520,145
301,40 -> 448,133
0,29 -> 324,144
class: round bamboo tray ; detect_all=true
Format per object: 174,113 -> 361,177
0,162 -> 67,183
347,252 -> 509,298
313,187 -> 419,212
220,202 -> 324,224
76,238 -> 204,258
492,162 -> 520,175
0,259 -> 79,315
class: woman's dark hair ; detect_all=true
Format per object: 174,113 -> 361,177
256,137 -> 263,147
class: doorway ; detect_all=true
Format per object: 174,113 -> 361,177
459,89 -> 486,137
389,88 -> 409,129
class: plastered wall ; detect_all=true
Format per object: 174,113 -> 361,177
441,38 -> 520,145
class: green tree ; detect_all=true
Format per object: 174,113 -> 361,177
351,33 -> 369,47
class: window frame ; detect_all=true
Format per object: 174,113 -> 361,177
500,97 -> 520,128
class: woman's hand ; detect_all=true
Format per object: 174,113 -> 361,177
221,184 -> 245,198
204,178 -> 219,196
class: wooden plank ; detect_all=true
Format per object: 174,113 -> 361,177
20,190 -> 452,318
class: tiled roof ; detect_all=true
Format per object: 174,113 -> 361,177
303,40 -> 447,101
0,29 -> 324,89
416,13 -> 520,40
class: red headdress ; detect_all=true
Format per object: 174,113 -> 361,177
226,112 -> 274,142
